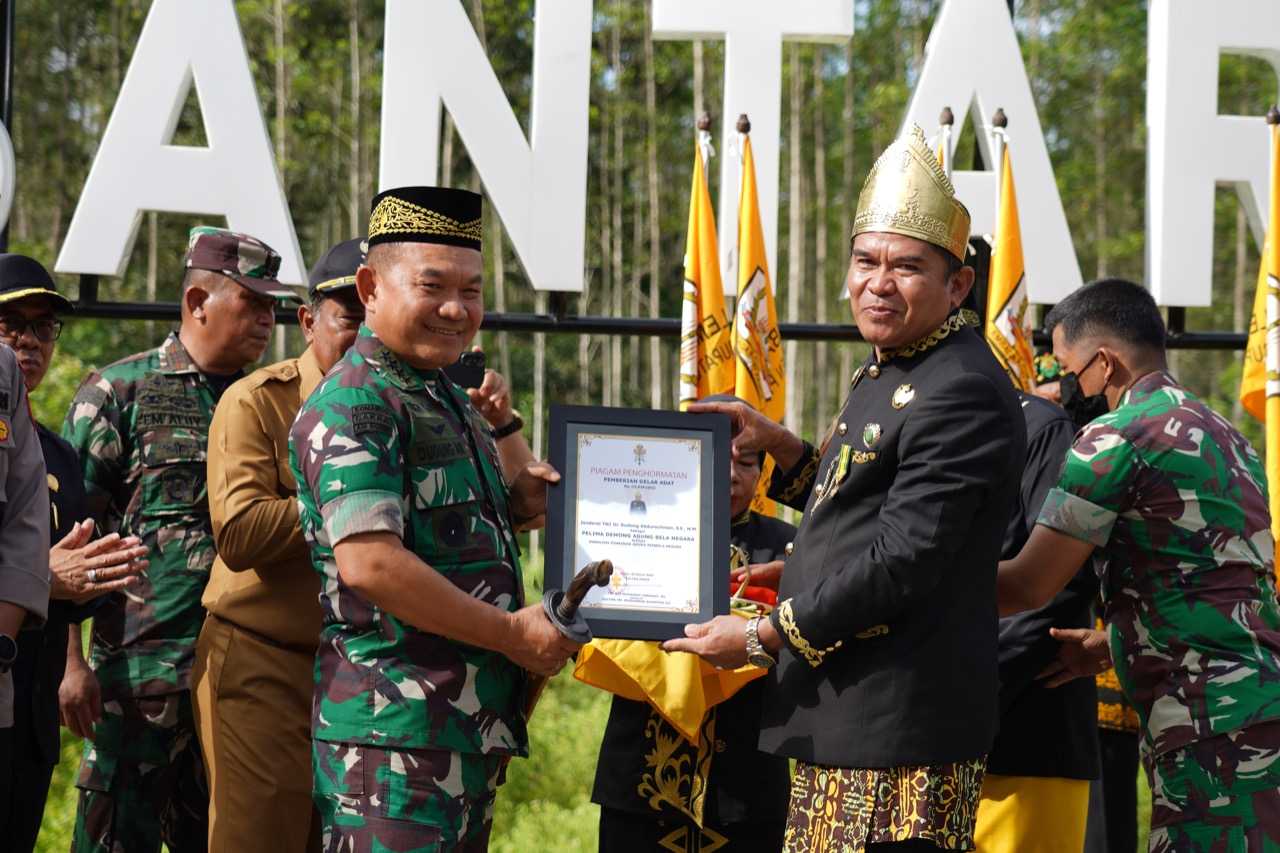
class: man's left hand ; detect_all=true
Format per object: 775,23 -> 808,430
1038,627 -> 1112,687
509,461 -> 560,531
661,615 -> 749,670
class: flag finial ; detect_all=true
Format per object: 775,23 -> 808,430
993,108 -> 1008,129
697,112 -> 712,132
1267,105 -> 1279,126
736,114 -> 751,134
940,106 -> 955,127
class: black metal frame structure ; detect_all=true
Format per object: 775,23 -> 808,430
0,1 -> 1248,353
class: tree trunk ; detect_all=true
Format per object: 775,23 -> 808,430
598,92 -> 614,405
611,11 -> 625,405
644,0 -> 662,409
693,40 -> 704,121
813,50 -> 831,427
348,0 -> 362,237
441,115 -> 456,187
784,45 -> 805,434
492,216 -> 511,384
630,192 -> 646,395
273,0 -> 289,362
146,211 -> 158,343
1093,62 -> 1108,279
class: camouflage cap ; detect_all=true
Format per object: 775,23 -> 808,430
307,238 -> 366,301
0,253 -> 73,312
184,226 -> 300,302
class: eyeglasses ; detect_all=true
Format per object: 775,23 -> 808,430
0,315 -> 63,343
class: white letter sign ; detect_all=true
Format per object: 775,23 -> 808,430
653,0 -> 853,295
56,0 -> 305,285
904,0 -> 1082,304
1147,0 -> 1280,306
379,0 -> 592,292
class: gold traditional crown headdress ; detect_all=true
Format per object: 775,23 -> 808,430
852,125 -> 970,261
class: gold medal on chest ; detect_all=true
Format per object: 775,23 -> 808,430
891,384 -> 916,410
862,422 -> 882,448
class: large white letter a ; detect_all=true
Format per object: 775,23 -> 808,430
56,0 -> 305,284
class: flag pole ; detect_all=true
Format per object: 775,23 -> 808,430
991,107 -> 1008,241
938,105 -> 955,180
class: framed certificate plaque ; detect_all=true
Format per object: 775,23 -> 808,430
545,405 -> 731,640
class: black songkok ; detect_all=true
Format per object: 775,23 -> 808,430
367,186 -> 482,251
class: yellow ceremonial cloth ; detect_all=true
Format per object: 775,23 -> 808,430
574,636 -> 765,744
973,773 -> 1089,853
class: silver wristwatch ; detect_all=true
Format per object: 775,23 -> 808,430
745,616 -> 776,669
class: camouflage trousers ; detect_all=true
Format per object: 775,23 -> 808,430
1148,720 -> 1280,852
72,691 -> 209,853
313,740 -> 505,852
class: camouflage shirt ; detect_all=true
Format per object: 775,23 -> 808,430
62,332 -> 231,698
1038,371 -> 1280,759
289,327 -> 527,755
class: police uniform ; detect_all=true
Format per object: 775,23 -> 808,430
0,342 -> 51,844
759,127 -> 1027,851
61,228 -> 296,853
0,259 -> 99,852
193,239 -> 364,853
593,510 -> 796,852
290,188 -> 525,851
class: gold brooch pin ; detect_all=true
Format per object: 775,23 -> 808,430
892,384 -> 915,410
862,423 -> 881,448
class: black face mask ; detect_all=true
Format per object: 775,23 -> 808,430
1059,351 -> 1109,428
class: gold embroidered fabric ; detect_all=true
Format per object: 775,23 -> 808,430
777,599 -> 842,668
1095,620 -> 1140,733
776,447 -> 821,505
880,309 -> 979,363
783,758 -> 987,852
636,709 -> 715,827
852,125 -> 971,261
368,195 -> 483,244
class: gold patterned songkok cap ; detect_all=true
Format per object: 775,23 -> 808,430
367,186 -> 482,251
852,125 -> 970,261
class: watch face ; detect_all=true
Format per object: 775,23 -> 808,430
747,651 -> 776,669
0,634 -> 16,664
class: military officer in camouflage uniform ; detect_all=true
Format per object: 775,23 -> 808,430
997,279 -> 1280,851
290,186 -> 577,852
63,227 -> 299,853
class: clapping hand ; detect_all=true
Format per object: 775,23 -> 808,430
49,519 -> 149,604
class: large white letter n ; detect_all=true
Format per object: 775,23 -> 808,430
56,0 -> 306,285
380,0 -> 592,293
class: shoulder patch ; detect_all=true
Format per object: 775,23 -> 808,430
352,403 -> 395,436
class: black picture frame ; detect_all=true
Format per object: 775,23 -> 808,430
546,405 -> 731,641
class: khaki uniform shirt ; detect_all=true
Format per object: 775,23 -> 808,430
202,346 -> 325,652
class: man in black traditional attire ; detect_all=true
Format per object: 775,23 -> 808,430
669,126 -> 1026,852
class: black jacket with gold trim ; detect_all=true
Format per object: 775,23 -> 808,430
759,312 -> 1026,768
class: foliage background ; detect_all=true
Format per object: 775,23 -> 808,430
15,0 -> 1273,850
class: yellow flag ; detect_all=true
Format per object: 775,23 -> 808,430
986,145 -> 1036,390
678,139 -> 734,410
732,133 -> 785,512
1240,256 -> 1269,422
1241,122 -> 1280,543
